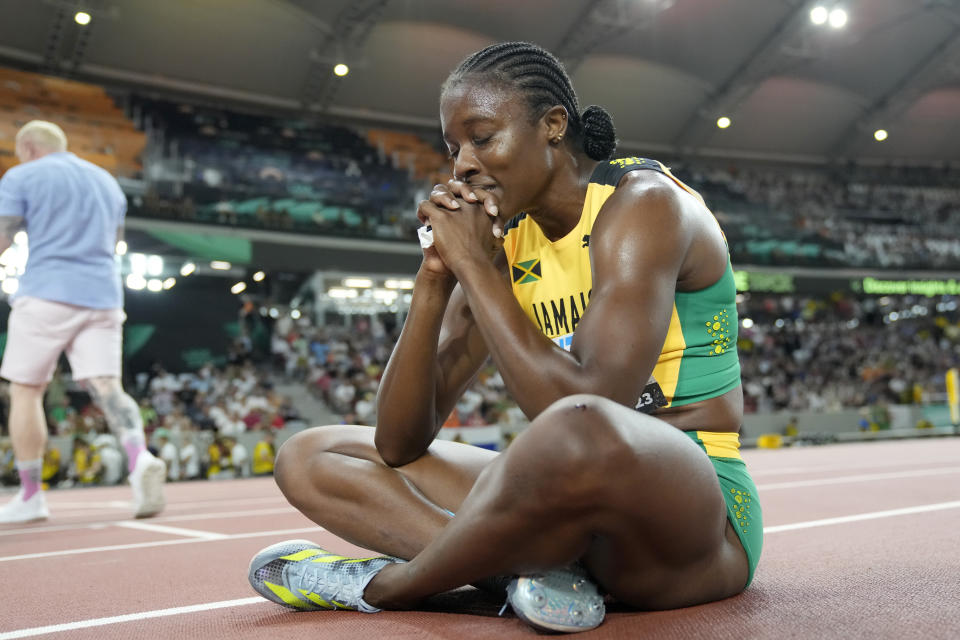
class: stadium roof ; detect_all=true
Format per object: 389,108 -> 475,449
1,0 -> 959,165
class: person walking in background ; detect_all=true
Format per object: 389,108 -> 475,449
0,120 -> 166,523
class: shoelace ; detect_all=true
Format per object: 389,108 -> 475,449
298,560 -> 357,605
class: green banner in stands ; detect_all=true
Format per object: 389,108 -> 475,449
123,324 -> 156,358
147,230 -> 252,264
224,321 -> 240,338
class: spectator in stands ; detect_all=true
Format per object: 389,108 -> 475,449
40,441 -> 62,489
70,437 -> 101,486
251,430 -> 276,476
94,434 -> 124,486
228,436 -> 249,478
206,435 -> 233,480
138,397 -> 159,431
0,437 -> 17,485
0,120 -> 165,523
179,432 -> 201,481
155,429 -> 181,482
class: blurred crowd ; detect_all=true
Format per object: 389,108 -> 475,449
738,293 -> 960,413
0,361 -> 300,489
271,292 -> 960,426
679,162 -> 960,270
269,312 -> 522,429
2,290 -> 958,490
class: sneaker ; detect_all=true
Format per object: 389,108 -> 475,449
505,564 -> 605,633
129,452 -> 166,518
0,489 -> 50,524
248,539 -> 397,612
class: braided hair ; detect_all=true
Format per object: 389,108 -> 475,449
443,41 -> 617,161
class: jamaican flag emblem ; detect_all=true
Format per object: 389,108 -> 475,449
512,259 -> 542,284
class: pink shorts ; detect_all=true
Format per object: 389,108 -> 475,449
0,296 -> 124,385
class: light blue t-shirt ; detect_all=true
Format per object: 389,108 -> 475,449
0,151 -> 125,309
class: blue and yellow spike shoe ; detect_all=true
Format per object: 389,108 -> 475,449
247,540 -> 398,613
505,564 -> 606,633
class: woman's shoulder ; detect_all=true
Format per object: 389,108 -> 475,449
590,156 -> 668,188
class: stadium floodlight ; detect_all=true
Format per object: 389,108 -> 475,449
180,262 -> 196,276
828,8 -> 848,29
130,253 -> 147,275
210,260 -> 231,270
115,240 -> 127,255
163,278 -> 176,290
343,278 -> 372,288
291,309 -> 302,319
373,288 -> 398,303
125,274 -> 146,290
810,6 -> 828,25
328,287 -> 359,298
385,279 -> 415,290
74,11 -> 91,26
717,116 -> 731,129
1,278 -> 18,295
252,271 -> 266,282
874,129 -> 888,142
231,281 -> 247,294
334,63 -> 349,77
147,255 -> 164,276
147,279 -> 163,292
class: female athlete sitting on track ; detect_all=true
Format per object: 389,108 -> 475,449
248,41 -> 762,633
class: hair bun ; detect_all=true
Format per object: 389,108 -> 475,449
580,105 -> 617,161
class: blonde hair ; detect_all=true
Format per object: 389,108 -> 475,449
16,120 -> 68,152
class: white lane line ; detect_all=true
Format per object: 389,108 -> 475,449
749,460 -> 960,477
764,500 -> 960,533
0,597 -> 264,640
47,495 -> 284,513
757,467 -> 960,490
154,506 -> 297,524
37,501 -> 131,509
0,526 -> 324,563
114,521 -> 228,540
0,506 -> 298,538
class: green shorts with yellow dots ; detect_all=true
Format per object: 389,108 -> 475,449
684,430 -> 763,587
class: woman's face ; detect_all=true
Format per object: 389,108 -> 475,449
440,79 -> 556,217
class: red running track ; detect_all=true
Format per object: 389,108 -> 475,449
1,437 -> 959,639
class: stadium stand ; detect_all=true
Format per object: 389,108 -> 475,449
0,67 -> 145,176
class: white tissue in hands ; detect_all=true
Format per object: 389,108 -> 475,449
417,225 -> 434,249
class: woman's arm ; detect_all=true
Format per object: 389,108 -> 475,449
428,173 -> 698,419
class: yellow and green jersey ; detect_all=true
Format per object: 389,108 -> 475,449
502,156 -> 741,411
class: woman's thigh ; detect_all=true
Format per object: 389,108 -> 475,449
286,424 -> 499,514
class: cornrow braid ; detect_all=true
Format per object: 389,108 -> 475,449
443,41 -> 617,160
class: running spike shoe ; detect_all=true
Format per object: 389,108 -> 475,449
505,564 -> 606,633
248,540 -> 396,613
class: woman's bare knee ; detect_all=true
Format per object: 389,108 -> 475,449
523,394 -> 634,471
274,425 -> 379,505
